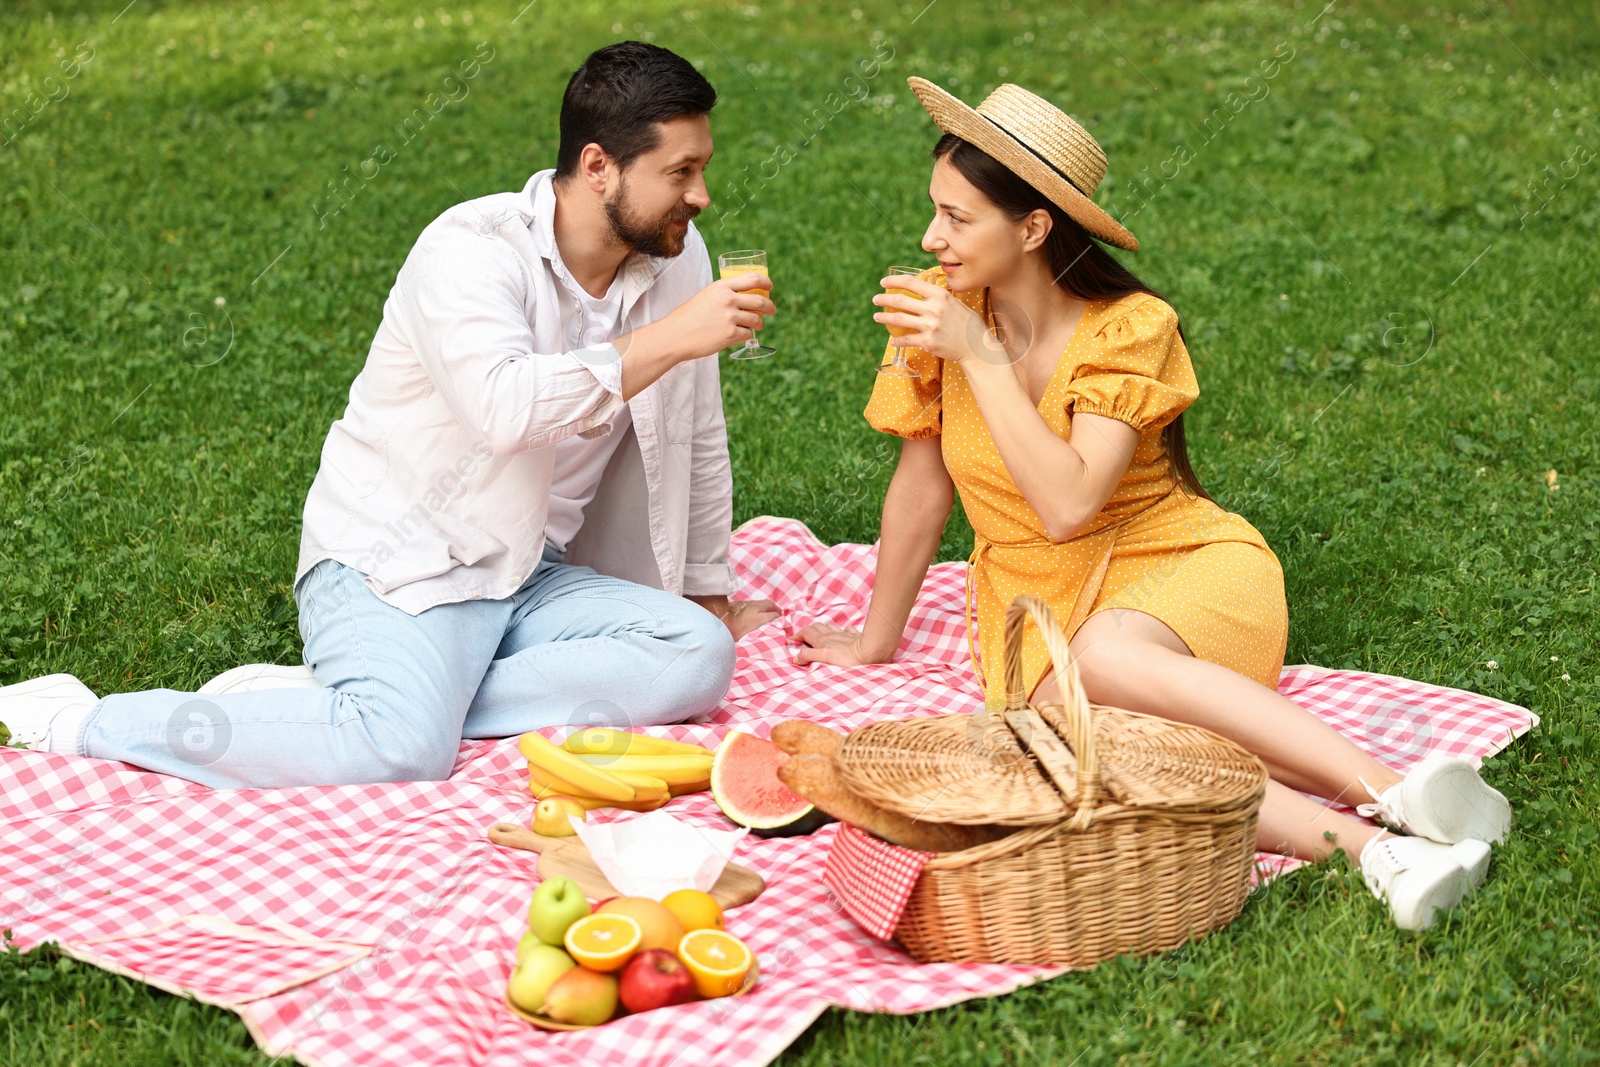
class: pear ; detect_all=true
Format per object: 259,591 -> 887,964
506,943 -> 576,1015
542,966 -> 619,1026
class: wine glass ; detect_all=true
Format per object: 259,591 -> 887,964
877,264 -> 928,377
717,249 -> 776,360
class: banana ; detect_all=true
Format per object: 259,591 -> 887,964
572,793 -> 670,813
606,770 -> 670,803
531,780 -> 668,812
529,764 -> 668,803
518,731 -> 635,802
561,728 -> 712,759
528,766 -> 588,797
667,777 -> 711,797
573,752 -> 713,786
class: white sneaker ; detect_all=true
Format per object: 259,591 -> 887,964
0,673 -> 99,749
1360,833 -> 1492,931
1357,754 -> 1512,845
198,663 -> 319,695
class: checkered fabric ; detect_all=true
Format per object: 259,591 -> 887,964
823,824 -> 937,940
0,517 -> 1538,1067
57,915 -> 372,1006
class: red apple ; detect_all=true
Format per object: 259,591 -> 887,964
619,949 -> 698,1014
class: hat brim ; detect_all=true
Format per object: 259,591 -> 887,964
907,76 -> 1138,251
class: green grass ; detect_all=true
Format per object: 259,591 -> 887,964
2,0 -> 1597,1063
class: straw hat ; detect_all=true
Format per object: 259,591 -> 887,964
907,76 -> 1138,250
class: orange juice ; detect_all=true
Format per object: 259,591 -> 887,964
885,285 -> 922,337
884,267 -> 925,338
719,264 -> 770,297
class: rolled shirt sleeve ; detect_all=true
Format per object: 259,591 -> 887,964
395,232 -> 624,457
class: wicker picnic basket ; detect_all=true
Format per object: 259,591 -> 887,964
833,595 -> 1269,966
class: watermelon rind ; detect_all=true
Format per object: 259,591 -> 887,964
750,808 -> 834,838
711,730 -> 833,836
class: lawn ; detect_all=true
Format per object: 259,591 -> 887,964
2,0 -> 1597,1063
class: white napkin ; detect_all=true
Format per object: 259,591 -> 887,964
569,809 -> 747,900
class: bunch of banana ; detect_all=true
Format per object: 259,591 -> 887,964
519,729 -> 714,813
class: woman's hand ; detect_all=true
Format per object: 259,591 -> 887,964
872,276 -> 994,366
792,622 -> 887,667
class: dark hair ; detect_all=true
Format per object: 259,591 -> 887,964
932,134 -> 1213,504
555,42 -> 717,179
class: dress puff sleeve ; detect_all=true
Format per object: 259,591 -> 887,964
864,266 -> 960,439
864,339 -> 943,438
1063,295 -> 1198,435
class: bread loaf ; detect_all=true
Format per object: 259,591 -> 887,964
770,720 -> 845,759
777,753 -> 1011,852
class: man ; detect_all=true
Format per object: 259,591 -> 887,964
0,42 -> 778,787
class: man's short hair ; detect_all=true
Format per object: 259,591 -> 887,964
555,42 -> 717,179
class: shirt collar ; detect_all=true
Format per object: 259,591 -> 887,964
524,170 -> 671,305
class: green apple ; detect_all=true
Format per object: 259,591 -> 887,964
515,930 -> 542,963
527,876 -> 591,946
507,943 -> 576,1014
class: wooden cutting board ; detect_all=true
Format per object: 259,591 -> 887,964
485,822 -> 765,910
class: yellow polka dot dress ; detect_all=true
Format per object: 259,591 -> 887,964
865,270 -> 1289,705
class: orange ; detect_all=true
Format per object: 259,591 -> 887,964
596,897 -> 685,953
661,889 -> 724,933
563,913 -> 642,973
676,929 -> 754,998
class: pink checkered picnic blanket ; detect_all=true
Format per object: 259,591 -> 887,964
0,517 -> 1537,1067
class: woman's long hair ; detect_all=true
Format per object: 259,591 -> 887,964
932,134 -> 1213,503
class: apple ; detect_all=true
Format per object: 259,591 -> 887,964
542,965 -> 619,1025
506,943 -> 576,1014
618,949 -> 698,1014
527,876 -> 591,946
532,795 -> 587,837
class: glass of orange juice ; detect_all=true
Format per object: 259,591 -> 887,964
877,264 -> 927,377
717,249 -> 775,360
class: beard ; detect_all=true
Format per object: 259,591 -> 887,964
603,176 -> 699,258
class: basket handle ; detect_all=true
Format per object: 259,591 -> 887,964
1001,595 -> 1100,829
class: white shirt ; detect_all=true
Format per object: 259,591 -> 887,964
546,271 -> 631,553
294,170 -> 736,614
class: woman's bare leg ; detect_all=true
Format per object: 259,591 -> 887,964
1032,607 -> 1401,805
1256,779 -> 1381,862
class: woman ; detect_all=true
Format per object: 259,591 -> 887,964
796,77 -> 1511,931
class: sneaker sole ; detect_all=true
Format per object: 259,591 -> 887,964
1390,857 -> 1472,932
0,673 -> 98,700
1449,838 -> 1492,888
1401,758 -> 1511,846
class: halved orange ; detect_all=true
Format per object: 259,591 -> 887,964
563,913 -> 642,973
676,928 -> 754,998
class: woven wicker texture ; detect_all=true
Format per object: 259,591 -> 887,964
849,595 -> 1269,965
907,76 -> 1139,250
836,616 -> 1268,826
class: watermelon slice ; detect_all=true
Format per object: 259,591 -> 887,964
711,730 -> 833,838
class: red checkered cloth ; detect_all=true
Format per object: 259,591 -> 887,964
823,824 -> 937,940
57,915 -> 372,1006
0,517 -> 1538,1067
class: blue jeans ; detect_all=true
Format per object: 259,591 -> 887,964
69,545 -> 736,788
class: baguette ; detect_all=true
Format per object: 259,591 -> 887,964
777,753 -> 1011,852
770,720 -> 845,759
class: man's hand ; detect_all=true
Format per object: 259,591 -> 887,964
662,273 -> 776,357
687,594 -> 781,641
616,274 -> 775,399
